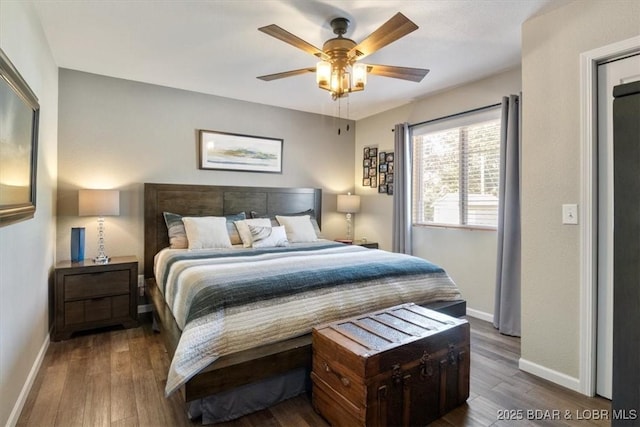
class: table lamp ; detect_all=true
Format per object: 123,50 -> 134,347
79,189 -> 120,263
337,192 -> 361,243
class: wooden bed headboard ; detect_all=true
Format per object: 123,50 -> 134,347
143,183 -> 322,277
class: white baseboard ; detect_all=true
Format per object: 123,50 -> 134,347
466,307 -> 494,323
137,303 -> 153,314
6,332 -> 50,427
519,357 -> 581,393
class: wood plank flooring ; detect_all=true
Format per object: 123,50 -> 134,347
17,317 -> 610,426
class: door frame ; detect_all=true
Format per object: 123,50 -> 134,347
579,35 -> 640,396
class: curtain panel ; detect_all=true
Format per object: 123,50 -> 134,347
392,122 -> 412,255
493,94 -> 521,336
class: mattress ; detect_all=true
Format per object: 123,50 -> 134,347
153,240 -> 461,395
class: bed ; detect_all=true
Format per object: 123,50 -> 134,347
144,183 -> 466,423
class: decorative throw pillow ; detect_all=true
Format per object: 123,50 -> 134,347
163,212 -> 245,248
163,212 -> 188,249
182,216 -> 232,249
224,212 -> 246,245
234,218 -> 272,248
275,215 -> 318,243
249,225 -> 289,248
251,209 -> 323,237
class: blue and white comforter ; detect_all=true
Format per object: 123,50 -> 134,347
154,240 -> 461,395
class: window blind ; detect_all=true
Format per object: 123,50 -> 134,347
411,106 -> 501,228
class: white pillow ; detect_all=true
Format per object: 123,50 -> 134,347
276,215 -> 318,243
182,216 -> 232,249
234,218 -> 272,248
250,225 -> 289,248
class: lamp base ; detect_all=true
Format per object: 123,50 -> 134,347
93,255 -> 111,264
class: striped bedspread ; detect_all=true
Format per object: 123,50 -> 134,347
154,240 -> 461,395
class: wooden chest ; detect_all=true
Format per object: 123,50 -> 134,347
311,303 -> 470,427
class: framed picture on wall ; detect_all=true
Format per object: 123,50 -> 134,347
0,48 -> 40,227
378,151 -> 394,196
363,145 -> 378,187
198,130 -> 283,173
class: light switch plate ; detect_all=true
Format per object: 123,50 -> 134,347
562,204 -> 578,224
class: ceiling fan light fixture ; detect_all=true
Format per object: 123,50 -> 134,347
316,63 -> 367,99
352,62 -> 367,89
259,12 -> 428,101
316,61 -> 331,86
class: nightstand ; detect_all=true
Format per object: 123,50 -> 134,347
335,239 -> 379,249
357,241 -> 379,249
53,256 -> 138,341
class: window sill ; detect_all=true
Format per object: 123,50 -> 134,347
412,223 -> 497,232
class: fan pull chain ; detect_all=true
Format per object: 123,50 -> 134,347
338,98 -> 342,135
346,97 -> 350,132
337,97 -> 352,135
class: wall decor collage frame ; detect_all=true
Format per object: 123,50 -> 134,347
378,151 -> 394,195
362,146 -> 378,188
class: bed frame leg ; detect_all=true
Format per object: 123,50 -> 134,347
152,313 -> 160,332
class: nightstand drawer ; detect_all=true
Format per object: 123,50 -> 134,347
111,295 -> 130,318
85,297 -> 112,322
64,295 -> 130,326
64,270 -> 130,300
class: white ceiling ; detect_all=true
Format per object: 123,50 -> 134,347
33,0 -> 566,120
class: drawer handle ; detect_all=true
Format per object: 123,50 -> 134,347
323,362 -> 350,387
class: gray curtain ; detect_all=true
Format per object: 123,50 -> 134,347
392,123 -> 412,254
493,95 -> 521,336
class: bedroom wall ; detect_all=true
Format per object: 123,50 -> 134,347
521,0 -> 639,387
0,2 -> 58,426
354,68 -> 522,318
56,70 -> 355,272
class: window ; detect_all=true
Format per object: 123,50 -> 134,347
411,106 -> 501,228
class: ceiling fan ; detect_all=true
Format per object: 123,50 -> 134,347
257,12 -> 429,100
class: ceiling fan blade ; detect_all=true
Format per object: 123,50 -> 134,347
257,67 -> 316,81
367,64 -> 430,82
348,12 -> 419,60
259,24 -> 328,60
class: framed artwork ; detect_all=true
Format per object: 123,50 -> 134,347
198,130 -> 283,173
363,145 -> 378,188
0,48 -> 40,227
378,151 -> 394,196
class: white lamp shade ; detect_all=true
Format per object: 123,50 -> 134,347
352,63 -> 367,88
316,61 -> 331,85
78,189 -> 120,216
337,193 -> 361,213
